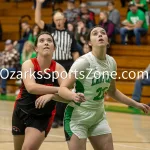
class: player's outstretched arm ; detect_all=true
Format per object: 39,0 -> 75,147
108,79 -> 150,114
35,0 -> 45,29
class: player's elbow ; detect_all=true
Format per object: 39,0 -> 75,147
26,84 -> 36,94
58,87 -> 62,96
58,86 -> 66,97
35,18 -> 40,26
35,20 -> 44,29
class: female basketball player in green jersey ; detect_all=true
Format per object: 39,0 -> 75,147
58,26 -> 150,150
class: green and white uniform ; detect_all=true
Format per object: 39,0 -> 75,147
64,52 -> 116,140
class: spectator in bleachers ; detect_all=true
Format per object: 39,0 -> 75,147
64,0 -> 80,24
133,0 -> 148,13
15,41 -> 37,95
75,19 -> 89,55
83,42 -> 91,54
79,3 -> 95,28
17,21 -> 32,55
0,39 -> 19,95
120,2 -> 148,45
133,0 -> 149,25
132,64 -> 150,103
28,24 -> 41,45
67,22 -> 75,32
20,41 -> 36,65
99,11 -> 115,43
107,1 -> 120,34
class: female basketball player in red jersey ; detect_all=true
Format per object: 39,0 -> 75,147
12,31 -> 85,150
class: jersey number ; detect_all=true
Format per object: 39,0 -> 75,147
93,87 -> 108,101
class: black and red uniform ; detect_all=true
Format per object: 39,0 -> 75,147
12,58 -> 59,137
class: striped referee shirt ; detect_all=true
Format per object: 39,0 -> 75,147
44,24 -> 77,61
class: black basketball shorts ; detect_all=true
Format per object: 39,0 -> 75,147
12,106 -> 56,137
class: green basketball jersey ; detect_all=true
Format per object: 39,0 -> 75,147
68,52 -> 116,110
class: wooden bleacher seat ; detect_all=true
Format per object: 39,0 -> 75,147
107,82 -> 150,104
115,33 -> 150,45
109,44 -> 150,104
113,56 -> 150,69
7,79 -> 19,93
110,45 -> 150,57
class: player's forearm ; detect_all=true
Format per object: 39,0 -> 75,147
35,1 -> 42,25
109,89 -> 138,107
26,83 -> 59,95
58,87 -> 74,101
52,93 -> 72,103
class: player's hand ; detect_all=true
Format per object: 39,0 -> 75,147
36,0 -> 45,4
72,93 -> 86,103
136,103 -> 150,114
35,94 -> 54,109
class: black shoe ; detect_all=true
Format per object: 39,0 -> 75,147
52,122 -> 59,128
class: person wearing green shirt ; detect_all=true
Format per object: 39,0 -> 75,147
133,0 -> 148,12
20,41 -> 36,65
120,2 -> 148,45
28,24 -> 40,45
133,0 -> 149,25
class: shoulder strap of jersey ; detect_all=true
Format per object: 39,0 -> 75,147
30,58 -> 56,72
31,58 -> 41,71
49,60 -> 56,72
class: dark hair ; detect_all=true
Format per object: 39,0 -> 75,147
21,21 -> 29,25
107,1 -> 115,6
83,42 -> 92,52
77,19 -> 86,25
34,31 -> 56,47
86,25 -> 106,41
32,24 -> 41,33
86,26 -> 107,49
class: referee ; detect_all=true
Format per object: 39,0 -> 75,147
35,0 -> 79,128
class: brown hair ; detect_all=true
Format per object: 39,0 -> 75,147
86,25 -> 106,41
34,31 -> 56,48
